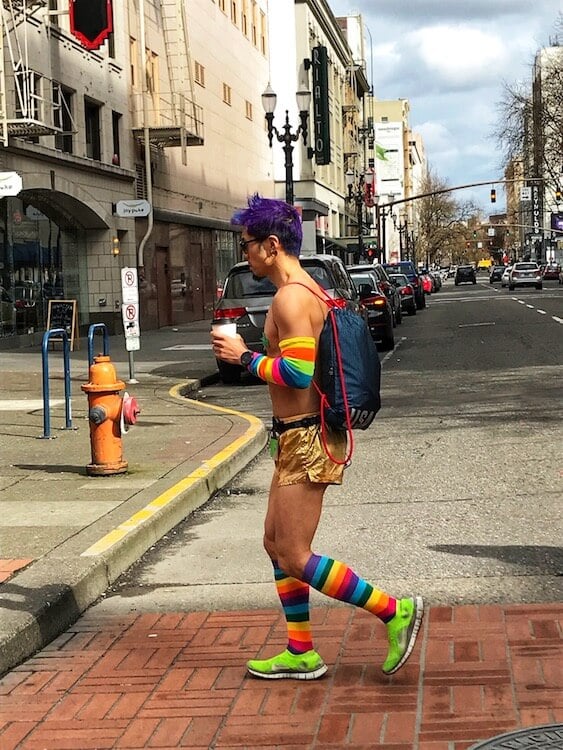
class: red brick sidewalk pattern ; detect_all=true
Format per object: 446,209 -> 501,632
0,603 -> 561,749
0,559 -> 33,584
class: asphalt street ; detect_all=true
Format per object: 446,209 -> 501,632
94,276 -> 563,615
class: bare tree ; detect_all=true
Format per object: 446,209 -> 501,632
415,169 -> 479,266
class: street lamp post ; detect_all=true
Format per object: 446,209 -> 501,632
376,194 -> 397,263
262,83 -> 311,206
346,169 -> 366,261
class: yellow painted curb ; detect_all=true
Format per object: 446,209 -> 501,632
82,382 -> 264,557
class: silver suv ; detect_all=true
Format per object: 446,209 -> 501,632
508,262 -> 542,291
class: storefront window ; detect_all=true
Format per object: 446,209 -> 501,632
215,230 -> 238,297
0,197 -> 87,337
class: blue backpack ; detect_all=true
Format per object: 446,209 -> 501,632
291,283 -> 382,464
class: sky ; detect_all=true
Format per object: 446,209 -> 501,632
328,0 -> 561,212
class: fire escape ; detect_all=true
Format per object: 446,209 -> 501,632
131,0 -> 204,164
0,0 -> 70,147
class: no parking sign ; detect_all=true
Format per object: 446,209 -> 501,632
121,267 -> 140,352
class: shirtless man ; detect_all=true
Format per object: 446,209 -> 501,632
212,195 -> 423,680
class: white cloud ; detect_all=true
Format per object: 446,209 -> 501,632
410,25 -> 509,87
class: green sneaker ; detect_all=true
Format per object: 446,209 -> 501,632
247,648 -> 327,680
382,596 -> 424,675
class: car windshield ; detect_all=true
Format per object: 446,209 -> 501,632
348,273 -> 374,288
389,274 -> 408,285
225,271 -> 276,298
385,262 -> 414,275
515,263 -> 538,270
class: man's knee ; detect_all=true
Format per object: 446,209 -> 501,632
277,549 -> 310,581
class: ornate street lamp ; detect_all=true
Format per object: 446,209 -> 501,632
346,169 -> 367,261
262,82 -> 311,205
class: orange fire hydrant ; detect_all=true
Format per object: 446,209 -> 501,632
81,355 -> 140,476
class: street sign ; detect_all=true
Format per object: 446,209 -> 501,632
121,267 -> 139,304
115,200 -> 151,218
0,171 -> 22,197
122,304 -> 140,351
520,187 -> 532,201
487,228 -> 495,236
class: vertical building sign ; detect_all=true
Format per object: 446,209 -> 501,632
531,183 -> 543,259
312,46 -> 331,165
69,0 -> 113,51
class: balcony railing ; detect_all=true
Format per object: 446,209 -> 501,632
131,92 -> 204,148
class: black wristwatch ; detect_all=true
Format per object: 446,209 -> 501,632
240,350 -> 254,368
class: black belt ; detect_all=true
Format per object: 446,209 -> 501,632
272,415 -> 321,435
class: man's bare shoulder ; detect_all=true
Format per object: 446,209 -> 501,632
273,280 -> 324,306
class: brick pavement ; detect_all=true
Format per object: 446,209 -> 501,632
1,602 -> 561,749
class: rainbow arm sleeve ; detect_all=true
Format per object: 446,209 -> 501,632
247,336 -> 316,388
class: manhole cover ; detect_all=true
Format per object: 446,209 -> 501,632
469,724 -> 563,749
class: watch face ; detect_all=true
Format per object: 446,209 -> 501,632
241,351 -> 253,367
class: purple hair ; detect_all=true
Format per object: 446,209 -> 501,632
231,194 -> 303,257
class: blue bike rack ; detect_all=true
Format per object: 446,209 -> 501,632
40,328 -> 73,439
87,323 -> 110,368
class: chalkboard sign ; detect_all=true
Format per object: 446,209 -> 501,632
46,299 -> 79,351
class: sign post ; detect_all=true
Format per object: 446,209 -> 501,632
120,267 -> 140,383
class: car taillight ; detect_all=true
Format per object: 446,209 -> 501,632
399,286 -> 412,296
214,307 -> 246,320
364,296 -> 386,306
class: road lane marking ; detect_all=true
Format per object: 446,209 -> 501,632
526,304 -> 534,309
458,322 -> 495,328
536,309 -> 546,315
554,316 -> 563,324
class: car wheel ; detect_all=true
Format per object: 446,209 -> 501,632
472,279 -> 476,284
217,360 -> 242,384
409,303 -> 417,316
378,329 -> 395,351
396,306 -> 402,325
508,284 -> 515,291
536,284 -> 542,290
454,281 -> 459,286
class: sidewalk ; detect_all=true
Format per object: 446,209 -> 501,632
0,323 -> 561,749
0,323 -> 267,676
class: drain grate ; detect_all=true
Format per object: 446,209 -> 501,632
469,724 -> 563,749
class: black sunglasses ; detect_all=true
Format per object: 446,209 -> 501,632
239,237 -> 263,251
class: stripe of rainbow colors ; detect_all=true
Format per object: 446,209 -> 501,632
273,563 -> 313,654
248,336 -> 315,388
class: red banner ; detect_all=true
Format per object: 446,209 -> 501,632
69,0 -> 113,51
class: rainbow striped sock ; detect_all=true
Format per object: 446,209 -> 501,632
273,561 -> 313,654
302,553 -> 396,622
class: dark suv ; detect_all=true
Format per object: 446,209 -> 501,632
382,261 -> 426,309
213,254 -> 365,383
455,265 -> 477,285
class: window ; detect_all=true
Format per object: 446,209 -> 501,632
146,50 -> 159,97
222,83 -> 232,105
48,0 -> 58,26
218,0 -> 226,11
259,10 -> 266,54
130,37 -> 137,87
194,61 -> 205,87
53,83 -> 73,153
231,1 -> 237,24
251,0 -> 257,45
245,100 -> 253,120
112,111 -> 121,165
241,0 -> 248,35
84,98 -> 101,160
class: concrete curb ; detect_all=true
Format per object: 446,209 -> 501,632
0,381 -> 267,677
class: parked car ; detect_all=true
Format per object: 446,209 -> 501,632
349,263 -> 401,326
542,264 -> 561,281
508,262 -> 542,291
454,265 -> 477,285
501,265 -> 512,287
346,267 -> 395,350
418,269 -> 434,294
489,265 -> 505,283
388,272 -> 417,316
213,254 -> 366,383
382,261 -> 426,309
0,285 -> 16,334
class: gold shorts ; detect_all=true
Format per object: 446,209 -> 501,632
272,420 -> 347,486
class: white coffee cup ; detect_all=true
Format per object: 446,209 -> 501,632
212,321 -> 237,338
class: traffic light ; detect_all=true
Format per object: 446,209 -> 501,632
466,241 -> 470,248
556,188 -> 562,202
490,188 -> 496,203
472,230 -> 477,239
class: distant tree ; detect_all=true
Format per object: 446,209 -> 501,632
494,24 -> 563,189
415,169 -> 479,266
